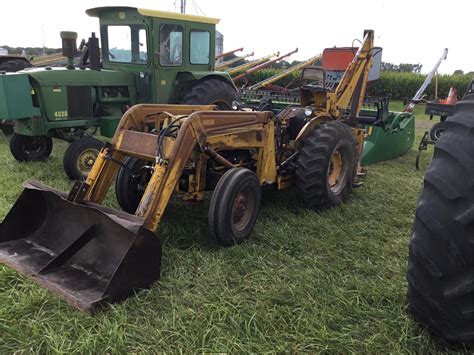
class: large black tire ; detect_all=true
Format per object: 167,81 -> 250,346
429,121 -> 446,141
9,133 -> 53,161
63,137 -> 104,180
115,156 -> 150,214
407,93 -> 474,344
296,121 -> 357,208
181,78 -> 238,110
209,168 -> 261,246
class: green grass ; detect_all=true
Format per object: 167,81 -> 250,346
0,106 -> 459,353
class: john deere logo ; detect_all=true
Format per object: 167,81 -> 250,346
119,12 -> 126,19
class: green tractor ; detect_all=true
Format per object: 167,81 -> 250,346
0,7 -> 238,180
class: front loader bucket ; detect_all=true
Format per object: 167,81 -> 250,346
0,181 -> 161,313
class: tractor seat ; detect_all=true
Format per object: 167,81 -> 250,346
302,83 -> 327,93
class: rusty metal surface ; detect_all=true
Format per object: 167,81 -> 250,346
117,131 -> 159,160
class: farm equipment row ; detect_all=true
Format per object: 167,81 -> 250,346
0,28 -> 376,312
0,6 -> 416,182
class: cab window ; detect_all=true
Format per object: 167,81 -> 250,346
159,24 -> 183,66
190,30 -> 210,65
105,25 -> 148,64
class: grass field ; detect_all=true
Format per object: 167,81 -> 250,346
0,103 -> 460,352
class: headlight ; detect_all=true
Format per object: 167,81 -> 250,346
304,106 -> 313,117
232,101 -> 240,111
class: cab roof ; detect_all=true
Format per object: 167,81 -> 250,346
86,6 -> 220,25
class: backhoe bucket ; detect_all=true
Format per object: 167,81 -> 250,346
0,181 -> 161,313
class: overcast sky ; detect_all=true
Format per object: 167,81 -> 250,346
1,0 -> 472,74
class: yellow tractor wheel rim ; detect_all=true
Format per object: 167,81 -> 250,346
76,148 -> 99,177
328,150 -> 343,190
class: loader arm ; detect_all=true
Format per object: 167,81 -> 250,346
81,104 -> 275,232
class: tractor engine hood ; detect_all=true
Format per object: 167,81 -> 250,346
25,67 -> 135,87
0,68 -> 136,121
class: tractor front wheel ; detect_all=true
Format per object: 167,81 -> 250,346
296,121 -> 357,208
63,137 -> 104,180
9,133 -> 53,162
181,78 -> 238,110
115,156 -> 151,214
209,168 -> 261,246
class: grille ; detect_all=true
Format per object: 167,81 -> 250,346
67,86 -> 93,118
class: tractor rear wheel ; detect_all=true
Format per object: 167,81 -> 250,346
296,121 -> 357,208
63,137 -> 104,180
407,94 -> 474,344
181,78 -> 238,110
209,168 -> 261,246
9,133 -> 53,161
429,121 -> 446,141
115,156 -> 151,214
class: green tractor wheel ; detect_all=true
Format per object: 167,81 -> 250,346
63,137 -> 104,180
9,133 -> 53,161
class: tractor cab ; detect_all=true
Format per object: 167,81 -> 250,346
86,6 -> 221,104
0,6 -> 237,180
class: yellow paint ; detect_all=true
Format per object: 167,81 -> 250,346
328,150 -> 342,188
137,8 -> 219,24
160,80 -> 167,86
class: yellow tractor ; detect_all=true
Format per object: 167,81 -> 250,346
0,30 -> 375,312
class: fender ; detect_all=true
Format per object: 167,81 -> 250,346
294,115 -> 330,149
